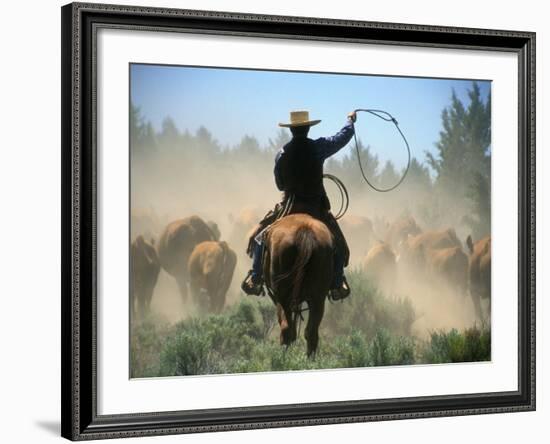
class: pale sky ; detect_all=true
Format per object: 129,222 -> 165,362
130,64 -> 490,170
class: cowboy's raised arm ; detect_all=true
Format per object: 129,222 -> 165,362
314,113 -> 357,160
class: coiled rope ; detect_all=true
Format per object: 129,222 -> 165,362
323,173 -> 349,220
352,109 -> 411,192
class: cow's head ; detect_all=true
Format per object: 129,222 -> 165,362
207,220 -> 221,241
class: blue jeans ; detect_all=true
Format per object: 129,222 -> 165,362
332,253 -> 344,288
251,241 -> 263,284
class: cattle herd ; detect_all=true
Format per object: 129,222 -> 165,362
130,209 -> 491,326
131,215 -> 236,318
347,214 -> 491,322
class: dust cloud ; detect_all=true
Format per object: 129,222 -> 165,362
130,128 -> 489,336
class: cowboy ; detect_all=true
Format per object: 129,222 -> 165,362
241,110 -> 358,301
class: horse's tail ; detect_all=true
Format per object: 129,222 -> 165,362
288,226 -> 316,310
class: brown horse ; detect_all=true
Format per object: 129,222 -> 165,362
263,213 -> 333,357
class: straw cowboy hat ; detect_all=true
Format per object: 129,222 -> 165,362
278,110 -> 321,128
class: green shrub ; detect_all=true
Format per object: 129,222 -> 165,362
159,327 -> 215,376
322,268 -> 415,339
369,329 -> 416,366
422,326 -> 491,363
333,329 -> 370,368
130,314 -> 174,378
131,271 -> 489,377
158,299 -> 275,376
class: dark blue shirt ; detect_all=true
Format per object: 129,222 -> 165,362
274,120 -> 355,191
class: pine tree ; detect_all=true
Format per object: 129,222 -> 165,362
196,126 -> 220,156
464,172 -> 491,238
238,135 -> 261,155
342,139 -> 380,192
130,101 -> 156,155
426,82 -> 491,234
426,92 -> 467,198
267,129 -> 291,153
160,117 -> 179,141
405,157 -> 432,192
130,101 -> 142,146
378,160 -> 399,190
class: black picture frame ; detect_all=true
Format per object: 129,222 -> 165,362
61,2 -> 536,440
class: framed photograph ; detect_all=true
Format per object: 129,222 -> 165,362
61,2 -> 535,440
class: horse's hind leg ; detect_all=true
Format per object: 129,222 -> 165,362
277,304 -> 296,347
305,298 -> 325,358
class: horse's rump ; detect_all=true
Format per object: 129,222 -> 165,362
264,214 -> 333,307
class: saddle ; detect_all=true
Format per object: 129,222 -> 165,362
249,197 -> 350,269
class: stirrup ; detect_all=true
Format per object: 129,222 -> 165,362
329,277 -> 350,301
241,271 -> 264,296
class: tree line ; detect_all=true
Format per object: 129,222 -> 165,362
131,81 -> 491,239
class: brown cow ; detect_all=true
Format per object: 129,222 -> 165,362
397,228 -> 462,264
398,229 -> 468,297
407,227 -> 462,250
385,215 -> 422,249
466,235 -> 491,321
188,241 -> 237,314
130,235 -> 160,318
425,246 -> 469,298
361,241 -> 397,294
339,214 -> 376,261
157,216 -> 219,303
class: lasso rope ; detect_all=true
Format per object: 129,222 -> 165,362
323,173 -> 349,220
269,109 -> 410,223
352,109 -> 411,192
